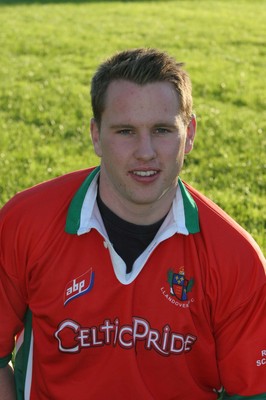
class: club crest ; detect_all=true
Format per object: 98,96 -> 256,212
167,267 -> 194,301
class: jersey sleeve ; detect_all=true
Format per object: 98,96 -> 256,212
212,245 -> 266,398
190,185 -> 266,398
0,198 -> 29,366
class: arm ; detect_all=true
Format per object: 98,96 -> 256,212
0,202 -> 28,400
0,364 -> 16,400
214,249 -> 266,398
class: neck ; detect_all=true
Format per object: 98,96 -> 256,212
98,182 -> 176,225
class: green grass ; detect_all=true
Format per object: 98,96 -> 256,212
0,0 -> 265,254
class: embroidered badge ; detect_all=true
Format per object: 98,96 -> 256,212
168,267 -> 194,301
64,268 -> 95,306
160,267 -> 195,308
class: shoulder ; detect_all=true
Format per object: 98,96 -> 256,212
183,180 -> 259,245
1,168 -> 94,214
181,182 -> 266,326
0,168 -> 96,235
182,180 -> 265,271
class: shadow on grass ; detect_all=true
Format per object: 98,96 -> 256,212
0,0 -> 166,4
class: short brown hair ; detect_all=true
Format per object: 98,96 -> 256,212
91,48 -> 193,126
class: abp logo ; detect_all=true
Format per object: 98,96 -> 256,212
64,268 -> 95,306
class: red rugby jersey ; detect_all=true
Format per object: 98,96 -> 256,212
0,167 -> 265,399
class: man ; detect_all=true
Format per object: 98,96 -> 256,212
0,48 -> 265,399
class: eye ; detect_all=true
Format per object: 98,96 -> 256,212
117,129 -> 134,136
154,127 -> 170,135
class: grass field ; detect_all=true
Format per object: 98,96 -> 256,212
0,0 -> 265,254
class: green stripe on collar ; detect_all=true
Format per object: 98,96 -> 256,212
65,169 -> 199,235
65,166 -> 100,234
178,178 -> 200,233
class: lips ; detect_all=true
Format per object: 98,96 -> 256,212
132,170 -> 158,177
129,169 -> 160,183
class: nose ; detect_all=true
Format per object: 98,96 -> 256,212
134,132 -> 157,161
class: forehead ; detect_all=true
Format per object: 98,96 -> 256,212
103,80 -> 181,120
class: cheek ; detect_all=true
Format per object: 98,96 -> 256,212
100,141 -> 124,169
103,139 -> 131,162
96,136 -> 115,159
166,140 -> 185,161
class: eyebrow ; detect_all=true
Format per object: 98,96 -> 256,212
153,122 -> 179,128
109,122 -> 179,130
110,124 -> 135,130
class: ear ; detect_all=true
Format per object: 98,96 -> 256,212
185,114 -> 196,154
90,118 -> 102,157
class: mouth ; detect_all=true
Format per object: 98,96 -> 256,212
132,170 -> 158,177
129,169 -> 160,183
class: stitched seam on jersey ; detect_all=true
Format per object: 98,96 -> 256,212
214,281 -> 266,334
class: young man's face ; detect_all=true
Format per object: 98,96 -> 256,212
91,80 -> 196,224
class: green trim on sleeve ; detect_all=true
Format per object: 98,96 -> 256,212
178,178 -> 200,233
221,392 -> 266,399
14,309 -> 33,400
65,166 -> 100,234
0,353 -> 12,368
